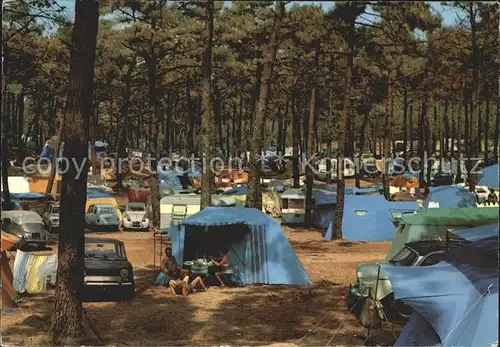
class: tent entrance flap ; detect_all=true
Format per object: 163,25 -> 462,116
183,224 -> 248,261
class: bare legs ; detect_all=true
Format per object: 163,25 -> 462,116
214,271 -> 225,286
190,276 -> 206,291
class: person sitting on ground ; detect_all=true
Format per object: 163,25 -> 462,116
154,247 -> 181,285
212,249 -> 231,286
169,275 -> 206,296
487,188 -> 498,206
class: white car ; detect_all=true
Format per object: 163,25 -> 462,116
122,202 -> 149,231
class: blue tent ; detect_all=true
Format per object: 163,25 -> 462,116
157,167 -> 200,193
424,186 -> 477,209
223,185 -> 248,195
323,195 -> 418,241
477,164 -> 499,188
86,188 -> 112,198
384,232 -> 498,346
163,207 -> 311,286
394,312 -> 440,346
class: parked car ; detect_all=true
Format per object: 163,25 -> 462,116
43,202 -> 60,232
348,238 -> 468,327
1,210 -> 48,249
85,203 -> 120,231
84,237 -> 135,300
122,202 -> 149,231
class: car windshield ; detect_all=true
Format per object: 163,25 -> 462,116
23,223 -> 44,233
389,246 -> 419,266
99,207 -> 115,214
128,206 -> 145,212
52,206 -> 60,214
85,242 -> 125,259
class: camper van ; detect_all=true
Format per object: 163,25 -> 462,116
160,194 -> 238,229
281,188 -> 306,224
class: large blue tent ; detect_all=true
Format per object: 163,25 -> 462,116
163,207 -> 311,286
423,186 -> 477,209
384,228 -> 498,346
323,195 -> 417,241
477,163 -> 499,188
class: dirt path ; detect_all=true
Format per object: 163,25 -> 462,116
1,227 -> 400,346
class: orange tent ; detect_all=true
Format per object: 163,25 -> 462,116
391,175 -> 419,188
1,232 -> 20,307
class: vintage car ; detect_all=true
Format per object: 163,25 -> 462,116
122,202 -> 149,231
42,202 -> 60,232
85,203 -> 120,231
1,210 -> 48,249
84,237 -> 135,300
348,238 -> 468,327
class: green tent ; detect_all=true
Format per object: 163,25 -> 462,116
386,208 -> 499,261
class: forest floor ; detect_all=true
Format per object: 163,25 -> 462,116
1,225 -> 402,346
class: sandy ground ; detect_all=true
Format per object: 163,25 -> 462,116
1,226 -> 401,346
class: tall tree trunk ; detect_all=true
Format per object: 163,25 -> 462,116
116,62 -> 134,192
455,101 -> 463,184
463,84 -> 470,182
484,94 -> 489,165
468,2 -> 478,190
46,119 -> 64,195
51,0 -> 98,343
165,90 -> 172,155
440,102 -> 447,162
402,86 -> 408,168
200,0 -> 215,208
494,101 -> 499,163
451,101 -> 455,159
16,88 -> 25,162
331,10 -> 355,240
426,100 -> 433,185
419,83 -> 429,188
292,95 -> 301,188
432,104 -> 438,155
186,75 -> 194,156
409,104 -> 415,156
214,86 -> 223,154
382,73 -> 392,200
237,91 -> 243,156
147,3 -> 160,231
246,0 -> 285,209
477,103 -> 482,153
305,41 -> 320,225
444,100 -> 450,158
356,108 -> 369,188
232,101 -> 237,158
277,112 -> 283,155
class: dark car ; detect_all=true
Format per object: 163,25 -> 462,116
348,238 -> 469,327
84,237 -> 135,301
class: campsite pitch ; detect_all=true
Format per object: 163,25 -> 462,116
1,227 -> 401,346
